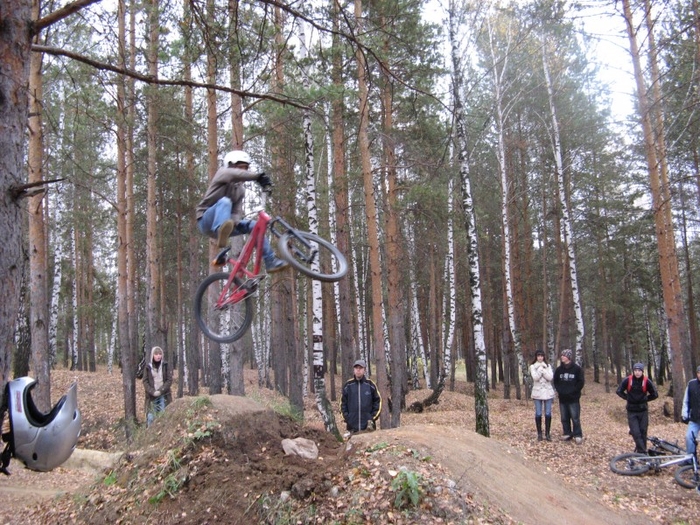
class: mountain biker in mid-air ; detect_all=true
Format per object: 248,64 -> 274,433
195,149 -> 288,273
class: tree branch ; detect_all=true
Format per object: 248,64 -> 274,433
32,45 -> 310,110
33,0 -> 103,34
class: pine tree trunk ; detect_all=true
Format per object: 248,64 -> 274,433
227,0 -> 246,397
28,0 -> 51,410
331,0 -> 359,383
622,0 -> 690,418
355,0 -> 388,427
204,0 -> 221,394
379,28 -> 407,427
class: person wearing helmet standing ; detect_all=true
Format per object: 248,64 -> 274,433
143,346 -> 173,427
530,349 -> 555,441
196,150 -> 288,273
616,362 -> 658,453
681,366 -> 700,457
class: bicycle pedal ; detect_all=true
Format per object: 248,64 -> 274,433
211,247 -> 231,266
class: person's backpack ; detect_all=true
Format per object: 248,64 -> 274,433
627,374 -> 648,393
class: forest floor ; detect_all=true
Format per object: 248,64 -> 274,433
0,367 -> 697,524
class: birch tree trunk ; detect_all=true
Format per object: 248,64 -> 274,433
299,17 -> 339,436
449,0 -> 489,437
541,40 -> 585,362
443,176 -> 456,384
48,196 -> 63,368
487,16 -> 524,399
622,0 -> 689,417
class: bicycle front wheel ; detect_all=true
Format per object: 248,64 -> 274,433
278,231 -> 348,282
609,453 -> 650,475
674,465 -> 700,489
193,272 -> 253,344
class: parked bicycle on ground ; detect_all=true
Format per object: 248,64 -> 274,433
193,190 -> 348,344
610,435 -> 700,489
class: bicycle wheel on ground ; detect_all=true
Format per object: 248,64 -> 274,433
674,465 -> 700,489
193,272 -> 253,344
278,231 -> 348,282
609,453 -> 651,475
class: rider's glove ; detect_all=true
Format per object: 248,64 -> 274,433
153,390 -> 161,397
257,172 -> 272,188
366,419 -> 376,431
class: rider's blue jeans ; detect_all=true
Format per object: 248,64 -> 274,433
687,421 -> 700,455
198,197 -> 276,266
559,400 -> 582,438
147,395 -> 165,427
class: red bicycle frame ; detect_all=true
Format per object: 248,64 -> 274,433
214,210 -> 272,308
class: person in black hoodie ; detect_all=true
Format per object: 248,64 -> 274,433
553,349 -> 585,444
616,362 -> 658,453
341,359 -> 382,434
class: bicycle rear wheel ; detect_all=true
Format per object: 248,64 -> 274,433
278,231 -> 348,282
674,465 -> 700,489
609,453 -> 650,475
193,272 -> 253,343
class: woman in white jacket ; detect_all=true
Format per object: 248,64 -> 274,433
530,349 -> 555,441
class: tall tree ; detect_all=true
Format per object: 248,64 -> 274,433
622,0 -> 690,418
355,0 -> 389,427
449,0 -> 490,436
28,0 -> 51,410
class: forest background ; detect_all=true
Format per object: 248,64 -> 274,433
1,0 -> 700,439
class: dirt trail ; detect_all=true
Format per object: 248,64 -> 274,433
352,425 -> 649,525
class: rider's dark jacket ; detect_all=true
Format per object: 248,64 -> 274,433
682,378 -> 700,423
341,376 -> 381,432
616,374 -> 658,412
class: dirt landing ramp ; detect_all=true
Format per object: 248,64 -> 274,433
351,425 -> 645,525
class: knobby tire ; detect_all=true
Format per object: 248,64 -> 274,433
674,465 -> 700,489
609,453 -> 650,475
193,272 -> 253,343
278,231 -> 348,282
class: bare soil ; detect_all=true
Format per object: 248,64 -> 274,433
0,368 -> 697,524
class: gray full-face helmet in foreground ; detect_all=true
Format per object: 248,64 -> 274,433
2,376 -> 81,472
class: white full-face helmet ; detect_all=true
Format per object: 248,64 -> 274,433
223,150 -> 251,167
3,376 -> 81,472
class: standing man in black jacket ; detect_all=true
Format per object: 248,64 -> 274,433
341,360 -> 382,434
616,362 -> 659,453
553,349 -> 585,444
682,366 -> 700,457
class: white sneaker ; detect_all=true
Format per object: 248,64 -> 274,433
574,437 -> 583,445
